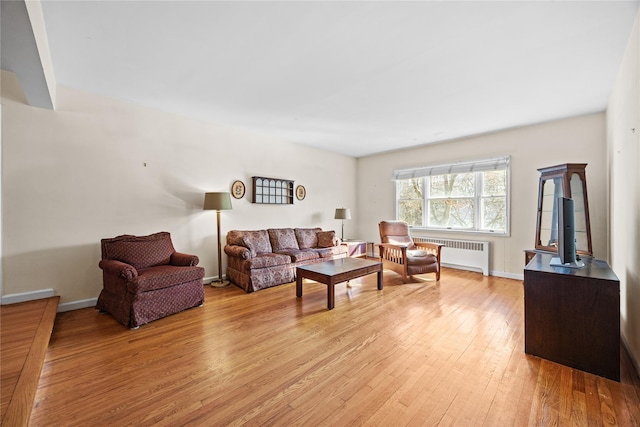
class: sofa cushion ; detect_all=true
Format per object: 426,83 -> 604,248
102,232 -> 175,270
240,230 -> 273,255
313,246 -> 348,258
275,249 -> 320,263
268,228 -> 299,252
294,228 -> 321,249
246,253 -> 292,270
133,265 -> 204,293
317,230 -> 338,248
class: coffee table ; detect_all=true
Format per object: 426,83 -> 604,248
296,257 -> 383,310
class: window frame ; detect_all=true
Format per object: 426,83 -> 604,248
393,157 -> 511,236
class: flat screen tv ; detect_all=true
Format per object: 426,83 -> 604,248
550,197 -> 584,268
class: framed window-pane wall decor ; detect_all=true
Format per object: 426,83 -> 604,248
252,176 -> 294,204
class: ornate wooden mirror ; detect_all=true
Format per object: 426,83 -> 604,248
535,163 -> 593,256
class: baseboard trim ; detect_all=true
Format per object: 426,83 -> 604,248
490,270 -> 525,281
1,289 -> 55,305
57,298 -> 98,313
621,334 -> 640,381
443,265 -> 524,281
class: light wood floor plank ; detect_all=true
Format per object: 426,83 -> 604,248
23,268 -> 640,426
1,297 -> 59,427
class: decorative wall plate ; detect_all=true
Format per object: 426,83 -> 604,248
295,185 -> 306,201
231,180 -> 245,199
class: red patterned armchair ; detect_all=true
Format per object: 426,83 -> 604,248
97,232 -> 205,329
378,221 -> 443,282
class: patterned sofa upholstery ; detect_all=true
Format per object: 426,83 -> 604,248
224,227 -> 348,292
97,232 -> 205,329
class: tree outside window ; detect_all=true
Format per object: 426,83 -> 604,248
395,160 -> 509,234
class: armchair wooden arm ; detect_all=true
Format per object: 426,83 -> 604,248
414,241 -> 444,259
378,243 -> 408,265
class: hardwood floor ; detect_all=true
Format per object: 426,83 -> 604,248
1,297 -> 59,427
29,268 -> 640,426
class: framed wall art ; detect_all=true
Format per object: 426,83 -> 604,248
295,185 -> 306,201
252,176 -> 294,204
231,180 -> 245,199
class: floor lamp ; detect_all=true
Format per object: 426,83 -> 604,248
204,192 -> 233,288
334,208 -> 351,240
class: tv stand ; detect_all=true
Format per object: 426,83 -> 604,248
549,256 -> 585,268
524,253 -> 620,381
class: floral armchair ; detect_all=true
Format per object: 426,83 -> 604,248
97,232 -> 205,329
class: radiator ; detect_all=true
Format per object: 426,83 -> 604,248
413,236 -> 490,276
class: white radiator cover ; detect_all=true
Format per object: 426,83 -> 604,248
413,236 -> 490,276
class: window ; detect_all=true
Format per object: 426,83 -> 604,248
393,157 -> 510,234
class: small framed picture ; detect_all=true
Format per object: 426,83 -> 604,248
295,185 -> 306,201
231,180 -> 245,199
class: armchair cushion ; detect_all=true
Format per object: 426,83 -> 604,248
388,236 -> 414,248
406,250 -> 438,265
134,265 -> 205,293
407,249 -> 427,257
102,232 -> 175,270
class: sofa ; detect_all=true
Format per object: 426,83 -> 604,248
224,227 -> 348,292
97,232 -> 205,329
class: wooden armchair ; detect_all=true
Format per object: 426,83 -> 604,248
378,221 -> 443,282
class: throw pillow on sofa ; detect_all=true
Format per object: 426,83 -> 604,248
317,230 -> 337,248
294,227 -> 321,249
268,228 -> 299,251
242,230 -> 273,255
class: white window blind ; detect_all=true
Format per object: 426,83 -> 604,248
391,156 -> 510,181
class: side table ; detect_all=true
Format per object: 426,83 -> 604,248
341,240 -> 367,258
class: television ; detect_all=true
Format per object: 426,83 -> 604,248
550,197 -> 584,268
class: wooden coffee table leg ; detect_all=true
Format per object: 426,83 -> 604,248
296,275 -> 303,298
377,270 -> 383,290
328,281 -> 335,310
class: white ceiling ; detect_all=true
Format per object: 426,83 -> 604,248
10,1 -> 640,157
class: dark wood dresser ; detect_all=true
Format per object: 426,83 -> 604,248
524,253 -> 620,381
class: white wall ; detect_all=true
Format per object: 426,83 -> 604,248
607,10 -> 640,375
1,70 -> 356,305
356,113 -> 608,278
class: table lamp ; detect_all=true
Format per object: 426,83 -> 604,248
204,192 -> 233,287
334,208 -> 351,240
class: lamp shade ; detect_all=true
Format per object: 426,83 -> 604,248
334,208 -> 351,220
203,192 -> 233,211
